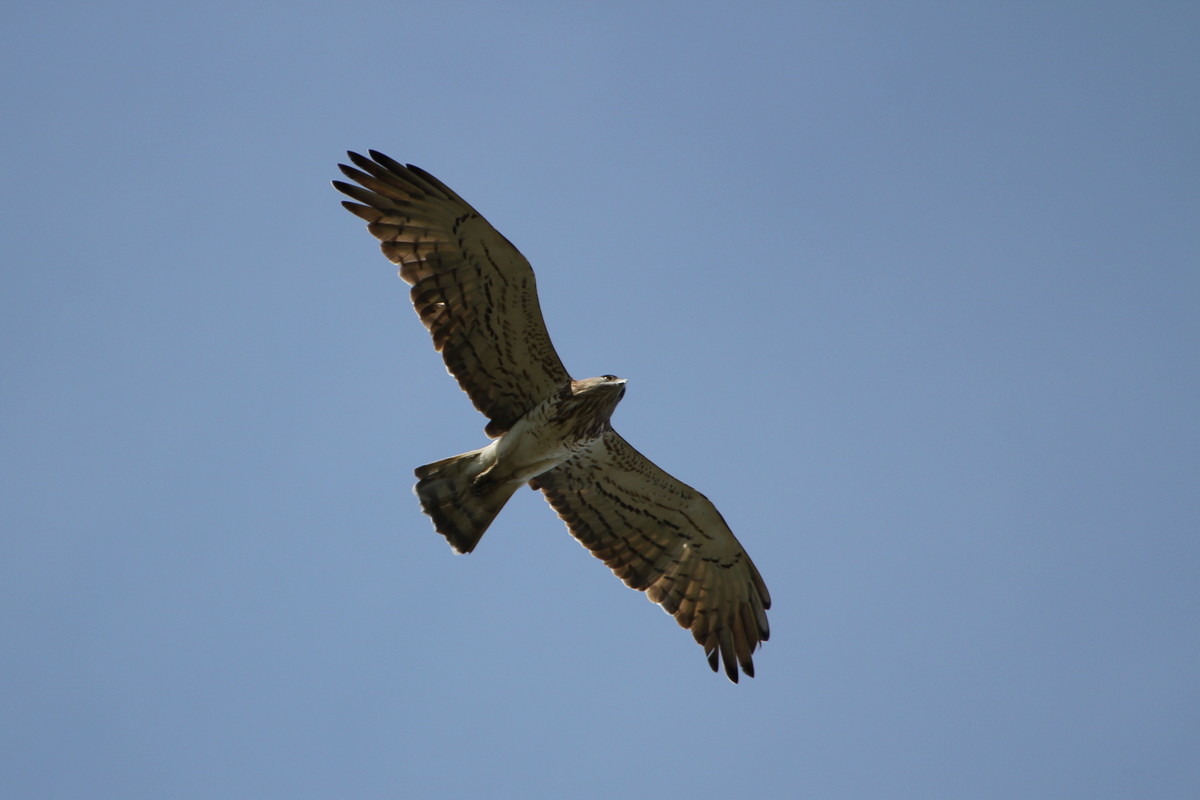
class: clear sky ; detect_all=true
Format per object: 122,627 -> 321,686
3,2 -> 1197,798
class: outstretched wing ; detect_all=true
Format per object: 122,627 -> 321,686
334,151 -> 571,436
530,431 -> 771,682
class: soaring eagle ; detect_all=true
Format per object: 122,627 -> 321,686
334,152 -> 770,681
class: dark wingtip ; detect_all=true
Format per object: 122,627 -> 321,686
707,644 -> 753,683
368,149 -> 409,173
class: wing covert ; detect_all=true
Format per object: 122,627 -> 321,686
334,150 -> 571,435
530,430 -> 770,682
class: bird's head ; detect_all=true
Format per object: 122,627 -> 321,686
573,374 -> 627,398
567,374 -> 627,424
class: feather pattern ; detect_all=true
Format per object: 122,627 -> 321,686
531,431 -> 770,682
334,150 -> 570,436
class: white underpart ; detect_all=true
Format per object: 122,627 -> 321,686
479,395 -> 593,485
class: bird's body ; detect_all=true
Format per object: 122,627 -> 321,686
414,376 -> 627,554
334,151 -> 770,681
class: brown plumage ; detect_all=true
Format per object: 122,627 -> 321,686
334,151 -> 770,681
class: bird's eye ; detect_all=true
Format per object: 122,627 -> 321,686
602,374 -> 617,381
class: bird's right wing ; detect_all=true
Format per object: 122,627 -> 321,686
335,151 -> 571,436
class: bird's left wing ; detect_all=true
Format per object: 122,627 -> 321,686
334,151 -> 571,436
530,430 -> 770,682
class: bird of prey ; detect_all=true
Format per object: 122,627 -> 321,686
334,151 -> 770,681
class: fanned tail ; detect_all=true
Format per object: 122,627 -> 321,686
414,449 -> 519,553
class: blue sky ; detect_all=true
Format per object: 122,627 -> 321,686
3,2 -> 1197,797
